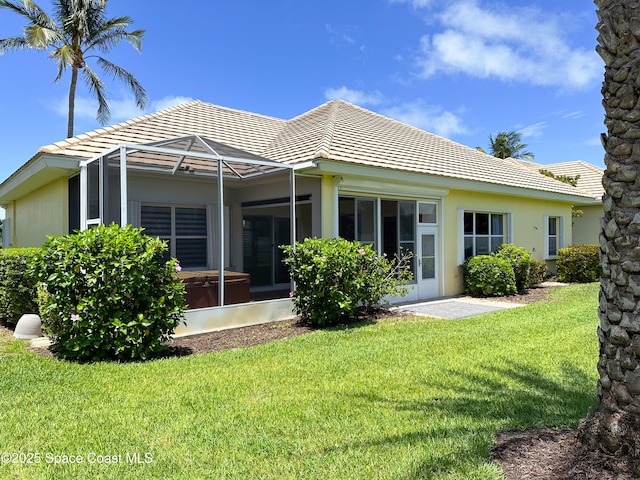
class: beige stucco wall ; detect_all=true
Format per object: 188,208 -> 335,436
10,177 -> 68,247
572,203 -> 602,246
442,189 -> 573,295
318,174 -> 576,297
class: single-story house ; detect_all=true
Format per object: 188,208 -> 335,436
0,99 -> 599,333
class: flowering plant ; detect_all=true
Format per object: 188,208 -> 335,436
32,224 -> 186,361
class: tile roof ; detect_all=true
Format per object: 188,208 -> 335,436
35,99 -> 593,198
39,100 -> 287,159
507,158 -> 604,201
544,161 -> 604,200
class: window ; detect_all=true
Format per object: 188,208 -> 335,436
463,211 -> 505,259
338,197 -> 377,248
342,197 -> 421,284
418,202 -> 437,224
141,205 -> 208,268
545,216 -> 563,259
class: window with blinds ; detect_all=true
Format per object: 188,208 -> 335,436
141,205 -> 208,268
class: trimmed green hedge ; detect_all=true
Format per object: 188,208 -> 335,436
493,244 -> 532,292
528,259 -> 548,287
556,244 -> 601,283
0,248 -> 40,325
463,255 -> 517,297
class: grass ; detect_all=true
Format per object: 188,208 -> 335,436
0,283 -> 599,479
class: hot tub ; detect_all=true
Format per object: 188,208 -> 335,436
178,270 -> 251,309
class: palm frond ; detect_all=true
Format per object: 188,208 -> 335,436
96,56 -> 147,109
0,0 -> 61,49
49,44 -> 76,81
0,36 -> 30,53
24,24 -> 64,48
88,25 -> 143,53
80,63 -> 109,124
1,0 -> 56,29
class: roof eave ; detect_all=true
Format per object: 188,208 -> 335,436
0,153 -> 80,205
312,158 -> 595,203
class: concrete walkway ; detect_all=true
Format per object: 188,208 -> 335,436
395,281 -> 567,320
396,297 -> 525,319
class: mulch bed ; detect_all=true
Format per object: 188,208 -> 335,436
5,284 -> 636,477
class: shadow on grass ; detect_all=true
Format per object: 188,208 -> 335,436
342,361 -> 597,479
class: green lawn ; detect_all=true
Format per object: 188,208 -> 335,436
0,283 -> 599,480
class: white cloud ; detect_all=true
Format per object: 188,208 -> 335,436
324,86 -> 384,106
560,111 -> 585,120
518,122 -> 547,138
389,0 -> 435,8
381,100 -> 467,137
150,96 -> 194,113
53,95 -> 95,120
53,94 -> 194,124
586,135 -> 603,147
414,0 -> 600,90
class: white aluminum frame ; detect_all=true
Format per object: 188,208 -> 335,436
79,135 -> 298,307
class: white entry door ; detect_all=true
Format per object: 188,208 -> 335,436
417,225 -> 438,299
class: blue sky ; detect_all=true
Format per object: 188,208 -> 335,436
0,0 -> 604,186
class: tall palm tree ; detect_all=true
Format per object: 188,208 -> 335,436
488,131 -> 535,160
578,0 -> 640,458
0,0 -> 147,138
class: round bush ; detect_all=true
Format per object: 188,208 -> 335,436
32,224 -> 186,361
493,243 -> 532,292
463,255 -> 517,297
556,244 -> 601,283
281,238 -> 412,327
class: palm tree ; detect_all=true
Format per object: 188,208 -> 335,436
0,0 -> 147,138
488,131 -> 535,160
578,0 -> 640,459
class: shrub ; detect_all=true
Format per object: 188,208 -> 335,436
0,248 -> 40,325
281,238 -> 413,327
31,224 -> 186,361
492,244 -> 532,292
527,259 -> 548,287
556,244 -> 601,283
463,255 -> 517,297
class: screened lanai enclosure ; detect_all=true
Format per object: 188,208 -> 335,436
78,135 -> 304,330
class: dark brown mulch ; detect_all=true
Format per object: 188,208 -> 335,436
7,284 -> 635,478
13,318 -> 318,360
162,318 -> 317,357
492,428 -> 637,480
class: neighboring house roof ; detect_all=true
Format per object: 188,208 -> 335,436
544,161 -> 604,200
507,158 -> 604,202
2,99 -> 595,202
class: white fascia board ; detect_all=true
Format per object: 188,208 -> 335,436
0,153 -> 80,203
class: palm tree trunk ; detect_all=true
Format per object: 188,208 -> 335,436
67,65 -> 78,138
578,0 -> 640,457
